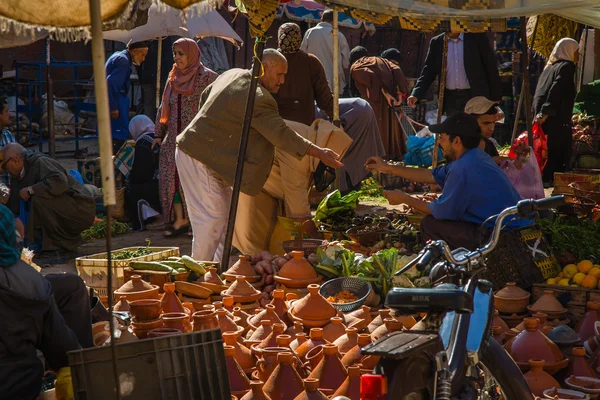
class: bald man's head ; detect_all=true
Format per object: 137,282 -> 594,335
260,49 -> 288,94
1,143 -> 27,177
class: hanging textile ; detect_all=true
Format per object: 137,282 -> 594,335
527,15 -> 579,60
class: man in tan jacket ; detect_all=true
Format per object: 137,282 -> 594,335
176,49 -> 342,262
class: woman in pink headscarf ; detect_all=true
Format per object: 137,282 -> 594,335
154,38 -> 217,237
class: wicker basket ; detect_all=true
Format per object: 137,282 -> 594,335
319,277 -> 371,312
569,182 -> 600,203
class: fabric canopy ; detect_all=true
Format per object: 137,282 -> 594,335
104,5 -> 243,46
277,0 -> 375,32
314,0 -> 600,29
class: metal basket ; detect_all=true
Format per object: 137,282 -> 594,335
281,239 -> 325,255
319,277 -> 371,312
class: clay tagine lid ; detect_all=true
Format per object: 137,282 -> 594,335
274,251 -> 322,288
547,324 -> 581,346
248,304 -> 287,331
224,255 -> 261,283
495,282 -> 530,300
288,284 -> 337,327
114,275 -> 159,297
528,290 -> 567,315
221,276 -> 263,303
204,267 -> 226,285
114,296 -> 130,312
240,380 -> 272,400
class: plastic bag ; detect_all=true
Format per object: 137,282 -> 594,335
508,123 -> 548,173
501,147 -> 545,199
404,135 -> 444,168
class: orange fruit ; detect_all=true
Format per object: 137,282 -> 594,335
558,279 -> 571,286
563,264 -> 578,279
589,267 -> 600,279
578,260 -> 594,274
546,278 -> 557,285
573,273 -> 586,285
582,274 -> 599,289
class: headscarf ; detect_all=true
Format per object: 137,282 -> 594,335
129,115 -> 155,144
278,23 -> 302,54
350,46 -> 369,67
159,38 -> 203,125
381,48 -> 401,64
547,38 -> 579,67
0,204 -> 20,267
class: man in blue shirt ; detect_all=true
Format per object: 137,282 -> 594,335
366,113 -> 523,250
105,41 -> 149,153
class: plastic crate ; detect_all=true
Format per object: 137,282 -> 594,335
68,329 -> 230,400
482,225 -> 560,290
76,247 -> 180,294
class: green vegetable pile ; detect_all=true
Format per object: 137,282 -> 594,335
538,217 -> 600,261
112,239 -> 154,260
358,177 -> 385,202
82,217 -> 130,241
315,244 -> 400,296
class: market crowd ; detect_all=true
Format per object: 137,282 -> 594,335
0,8 -> 582,398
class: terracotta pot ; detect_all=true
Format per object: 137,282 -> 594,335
288,285 -> 337,328
128,299 -> 162,322
225,345 -> 251,397
263,352 -> 305,399
224,256 -> 261,283
114,275 -> 160,301
274,251 -> 321,288
515,312 -> 551,332
248,320 -> 275,343
494,282 -> 531,314
576,302 -> 600,346
286,321 -> 304,337
371,318 -> 404,341
192,310 -> 219,331
235,307 -> 252,332
304,344 -> 326,370
290,333 -> 308,353
333,327 -> 359,356
160,282 -> 186,314
566,347 -> 596,378
548,325 -> 581,350
565,376 -> 600,398
254,324 -> 287,354
131,317 -> 164,339
205,267 -> 226,286
162,312 -> 192,333
147,327 -> 181,338
223,331 -> 256,373
332,364 -> 361,399
504,317 -> 569,374
323,317 -> 347,343
500,312 -> 528,329
240,381 -> 272,400
222,276 -> 263,303
307,343 -> 347,391
217,308 -> 243,335
492,326 -> 505,345
255,347 -> 289,382
346,306 -> 372,326
276,334 -> 293,350
524,359 -> 561,397
528,290 -> 568,320
543,387 -> 590,399
367,309 -> 392,333
182,302 -> 195,315
222,296 -> 236,313
114,296 -> 130,312
296,328 -> 330,361
294,378 -> 328,400
269,289 -> 289,322
248,304 -> 287,331
492,310 -> 510,334
341,334 -> 373,368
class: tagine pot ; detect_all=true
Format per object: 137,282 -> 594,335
341,334 -> 376,369
225,345 -> 251,397
371,318 -> 404,341
252,324 -> 287,355
269,289 -> 289,322
290,333 -> 308,353
288,284 -> 337,328
548,325 -> 581,356
307,343 -> 348,392
131,317 -> 164,339
247,320 -> 275,344
333,327 -> 359,356
503,317 -> 569,374
204,267 -> 226,286
224,256 -> 261,283
217,308 -> 243,335
286,321 -> 304,337
263,352 -> 305,400
274,251 -> 322,288
323,317 -> 347,343
240,381 -> 272,400
160,282 -> 186,314
494,282 -> 531,314
576,302 -> 600,345
254,347 -> 289,382
528,290 -> 568,320
492,310 -> 510,334
332,364 -> 361,400
222,276 -> 263,303
294,378 -> 328,400
367,309 -> 392,333
248,304 -> 287,331
565,376 -> 600,398
114,296 -> 130,312
524,359 -> 561,397
295,328 -> 330,360
192,310 -> 219,331
223,330 -> 256,373
566,347 -> 596,378
128,299 -> 162,322
162,312 -> 192,333
114,275 -> 160,301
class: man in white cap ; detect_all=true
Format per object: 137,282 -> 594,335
464,96 -> 505,163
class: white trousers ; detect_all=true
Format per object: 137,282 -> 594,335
175,148 -> 232,262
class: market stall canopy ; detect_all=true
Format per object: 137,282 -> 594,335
104,4 -> 243,46
0,27 -> 49,49
314,0 -> 600,30
277,0 -> 375,33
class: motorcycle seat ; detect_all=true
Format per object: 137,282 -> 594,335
385,284 -> 473,315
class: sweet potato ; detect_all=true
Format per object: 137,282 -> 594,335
260,251 -> 274,263
265,275 -> 274,285
263,285 -> 275,293
255,265 -> 265,275
273,257 -> 287,267
262,263 -> 273,275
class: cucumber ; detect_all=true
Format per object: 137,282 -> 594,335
180,256 -> 207,275
129,261 -> 174,273
167,257 -> 182,261
161,261 -> 186,269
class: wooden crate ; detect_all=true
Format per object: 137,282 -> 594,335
588,290 -> 600,304
532,283 -> 590,326
553,172 -> 600,195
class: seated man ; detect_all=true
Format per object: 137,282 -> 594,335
1,143 -> 95,254
0,204 -> 80,399
234,119 -> 352,255
366,113 -> 524,250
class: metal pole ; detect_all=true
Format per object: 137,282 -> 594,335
332,10 -> 340,123
219,39 -> 265,273
46,38 -> 56,158
156,38 -> 163,110
519,17 -> 533,146
432,33 -> 449,168
89,0 -> 119,397
579,26 -> 589,91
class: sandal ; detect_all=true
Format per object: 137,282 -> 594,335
163,224 -> 190,238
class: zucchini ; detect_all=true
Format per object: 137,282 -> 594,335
161,261 -> 186,269
180,256 -> 207,275
130,261 -> 174,273
167,256 -> 182,261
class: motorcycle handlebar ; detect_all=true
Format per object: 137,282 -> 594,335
516,196 -> 566,217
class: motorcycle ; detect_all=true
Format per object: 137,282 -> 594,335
360,196 -> 566,399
